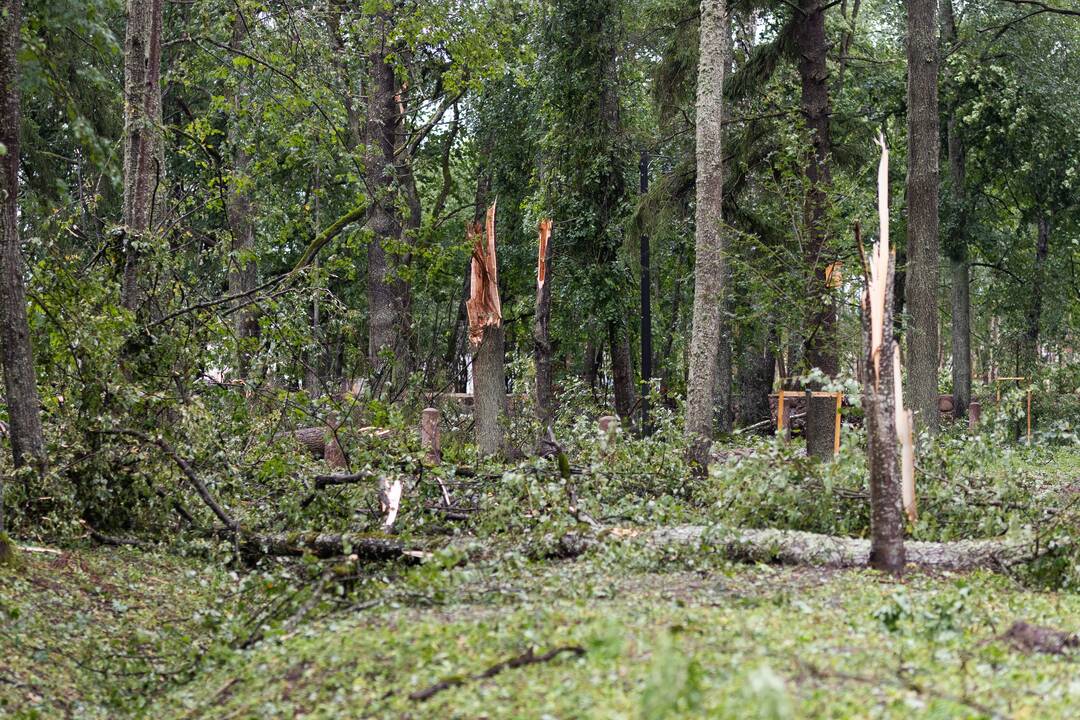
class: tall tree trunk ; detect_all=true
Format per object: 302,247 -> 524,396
1024,214 -> 1050,373
0,0 -> 46,481
639,150 -> 653,432
941,0 -> 970,421
609,322 -> 636,420
735,327 -> 775,431
365,14 -> 409,390
904,0 -> 941,435
794,0 -> 840,459
685,0 -> 729,468
227,15 -> 259,376
534,220 -> 555,429
121,0 -> 164,311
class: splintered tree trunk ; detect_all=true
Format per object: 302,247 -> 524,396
121,0 -> 164,311
365,14 -> 410,388
794,0 -> 840,459
904,0 -> 941,435
863,139 -> 906,575
685,0 -> 729,468
534,219 -> 555,429
609,322 -> 636,421
227,15 -> 259,376
468,205 -> 507,457
0,0 -> 46,482
942,0 -> 970,421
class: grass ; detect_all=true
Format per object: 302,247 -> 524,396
0,545 -> 233,719
148,549 -> 1080,719
4,443 -> 1080,718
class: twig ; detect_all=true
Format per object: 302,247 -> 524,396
408,645 -> 586,701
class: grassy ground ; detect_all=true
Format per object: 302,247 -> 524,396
0,546 -> 231,719
5,540 -> 1080,719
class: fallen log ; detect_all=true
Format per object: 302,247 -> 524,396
234,530 -> 418,561
595,525 -> 1033,572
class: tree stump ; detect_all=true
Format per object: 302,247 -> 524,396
421,407 -> 441,464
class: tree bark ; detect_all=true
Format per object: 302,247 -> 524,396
468,203 -> 507,458
863,146 -> 906,574
862,255 -> 905,574
0,0 -> 46,484
904,0 -> 941,435
534,220 -> 555,429
227,14 -> 259,376
121,0 -> 164,311
473,325 -> 507,457
1024,214 -> 1050,372
735,328 -> 775,431
794,0 -> 840,459
609,525 -> 1030,572
365,13 -> 410,388
609,322 -> 636,420
685,0 -> 729,468
941,0 -> 970,421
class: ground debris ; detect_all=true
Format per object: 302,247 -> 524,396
1001,620 -> 1079,655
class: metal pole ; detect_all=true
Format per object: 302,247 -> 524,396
639,149 -> 652,434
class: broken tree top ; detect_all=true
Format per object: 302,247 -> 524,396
466,200 -> 502,347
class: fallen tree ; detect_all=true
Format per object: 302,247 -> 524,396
232,530 -> 416,561
576,525 -> 1034,572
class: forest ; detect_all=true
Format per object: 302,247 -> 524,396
2,0 -> 1080,717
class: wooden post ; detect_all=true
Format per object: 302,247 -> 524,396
833,392 -> 842,457
968,400 -> 981,430
421,407 -> 441,464
777,389 -> 786,434
1026,390 -> 1032,444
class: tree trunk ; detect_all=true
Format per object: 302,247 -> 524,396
468,203 -> 507,458
941,0 -> 970,421
685,0 -> 729,468
735,328 -> 774,431
227,15 -> 259,376
639,151 -> 653,432
121,0 -> 164,311
794,0 -> 840,459
904,0 -> 941,435
714,322 -> 732,435
609,322 -> 636,420
863,146 -> 906,575
534,220 -> 555,429
365,14 -> 410,389
1024,214 -> 1050,372
0,0 -> 46,484
473,324 -> 507,457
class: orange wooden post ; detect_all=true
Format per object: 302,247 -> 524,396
1027,389 -> 1032,443
777,389 -> 786,435
833,392 -> 843,456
